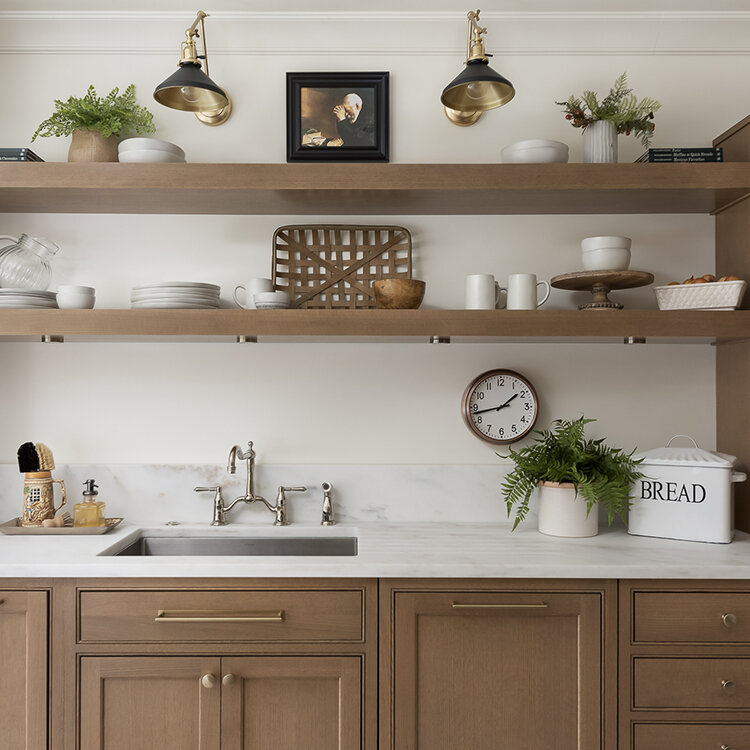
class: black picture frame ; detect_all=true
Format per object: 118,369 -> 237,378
286,72 -> 389,162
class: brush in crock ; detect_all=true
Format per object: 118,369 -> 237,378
35,442 -> 55,471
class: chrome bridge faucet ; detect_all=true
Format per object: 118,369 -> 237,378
195,441 -> 306,526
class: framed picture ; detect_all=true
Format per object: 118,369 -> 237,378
286,72 -> 389,162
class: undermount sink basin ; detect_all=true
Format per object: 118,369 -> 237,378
114,535 -> 358,557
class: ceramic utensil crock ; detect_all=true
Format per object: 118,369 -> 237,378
22,471 -> 66,527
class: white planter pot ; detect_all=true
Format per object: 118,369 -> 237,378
537,482 -> 599,538
583,120 -> 618,164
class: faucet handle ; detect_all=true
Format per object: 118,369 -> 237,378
273,486 -> 307,527
194,486 -> 226,526
195,485 -> 221,496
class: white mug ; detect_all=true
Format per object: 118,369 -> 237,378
233,278 -> 273,309
500,273 -> 551,310
465,274 -> 502,309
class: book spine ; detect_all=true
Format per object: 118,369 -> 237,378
645,156 -> 723,162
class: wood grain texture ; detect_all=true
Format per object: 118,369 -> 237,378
0,162 -> 747,215
79,656 -> 221,750
381,580 -> 610,750
0,591 -> 48,750
78,588 -> 363,643
221,656 -> 361,750
1,308 -> 750,339
634,592 -> 750,644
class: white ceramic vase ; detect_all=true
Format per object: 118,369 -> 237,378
583,120 -> 618,164
537,482 -> 599,538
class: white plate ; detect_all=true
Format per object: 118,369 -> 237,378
254,302 -> 290,309
133,282 -> 220,292
118,138 -> 185,158
118,150 -> 186,164
0,289 -> 56,298
131,301 -> 219,309
130,291 -> 220,300
0,299 -> 58,306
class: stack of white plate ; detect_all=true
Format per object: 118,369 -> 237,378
0,289 -> 58,308
131,282 -> 221,309
118,138 -> 186,164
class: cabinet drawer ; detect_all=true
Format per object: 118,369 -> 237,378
634,658 -> 750,709
634,592 -> 750,643
634,723 -> 750,750
79,588 -> 363,643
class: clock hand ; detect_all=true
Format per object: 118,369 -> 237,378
472,393 -> 521,416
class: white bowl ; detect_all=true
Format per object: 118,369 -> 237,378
118,138 -> 185,158
118,150 -> 186,164
254,291 -> 290,308
501,140 -> 569,164
57,292 -> 95,309
581,235 -> 632,271
57,285 -> 95,295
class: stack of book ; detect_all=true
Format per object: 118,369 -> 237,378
0,148 -> 44,162
635,147 -> 723,163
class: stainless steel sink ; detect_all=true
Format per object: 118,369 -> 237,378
114,536 -> 358,557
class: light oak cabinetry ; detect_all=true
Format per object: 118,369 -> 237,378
0,590 -> 48,750
380,579 -> 617,750
73,580 -> 376,750
620,580 -> 750,750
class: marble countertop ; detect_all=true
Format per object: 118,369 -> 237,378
1,521 -> 749,579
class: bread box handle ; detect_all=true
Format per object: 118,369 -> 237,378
732,472 -> 747,483
666,434 -> 699,448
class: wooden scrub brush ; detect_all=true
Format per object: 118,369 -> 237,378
35,443 -> 55,471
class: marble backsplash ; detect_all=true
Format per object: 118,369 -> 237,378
0,463 -> 531,526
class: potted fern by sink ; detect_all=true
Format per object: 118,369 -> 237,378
501,416 -> 643,537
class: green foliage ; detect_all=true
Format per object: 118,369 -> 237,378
32,84 -> 155,141
556,72 -> 661,147
500,416 -> 644,531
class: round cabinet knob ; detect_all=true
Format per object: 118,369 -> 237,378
722,613 -> 738,629
222,673 -> 236,687
721,679 -> 737,695
201,673 -> 217,689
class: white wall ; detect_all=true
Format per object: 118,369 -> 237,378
2,9 -> 747,466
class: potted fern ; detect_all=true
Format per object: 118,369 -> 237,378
32,84 -> 155,162
556,73 -> 661,163
500,416 -> 643,537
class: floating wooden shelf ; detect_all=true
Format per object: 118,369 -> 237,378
0,162 -> 748,215
0,309 -> 748,341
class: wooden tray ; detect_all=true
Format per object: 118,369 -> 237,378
0,517 -> 123,535
272,224 -> 412,309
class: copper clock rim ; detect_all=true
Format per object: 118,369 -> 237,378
461,368 -> 539,445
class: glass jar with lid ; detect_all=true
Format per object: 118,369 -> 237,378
0,233 -> 59,290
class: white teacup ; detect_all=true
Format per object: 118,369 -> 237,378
57,285 -> 95,309
233,278 -> 273,309
499,274 -> 550,310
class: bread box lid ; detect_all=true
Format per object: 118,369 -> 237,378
635,435 -> 736,469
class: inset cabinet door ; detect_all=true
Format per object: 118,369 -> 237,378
0,591 -> 48,750
391,590 -> 603,750
79,656 -> 221,750
221,656 -> 362,750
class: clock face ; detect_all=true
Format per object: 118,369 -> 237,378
462,369 -> 539,445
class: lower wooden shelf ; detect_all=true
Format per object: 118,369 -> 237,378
0,308 -> 748,341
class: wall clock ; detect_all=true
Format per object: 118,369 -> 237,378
461,369 -> 539,445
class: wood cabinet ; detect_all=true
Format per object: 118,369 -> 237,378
380,579 -> 617,750
73,580 -> 376,750
79,655 -> 360,750
0,590 -> 48,750
620,580 -> 750,750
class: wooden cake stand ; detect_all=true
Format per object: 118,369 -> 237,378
550,270 -> 654,310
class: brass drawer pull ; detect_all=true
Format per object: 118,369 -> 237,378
201,673 -> 217,689
451,602 -> 548,609
155,609 -> 284,623
722,613 -> 738,628
721,745 -> 735,750
721,679 -> 737,695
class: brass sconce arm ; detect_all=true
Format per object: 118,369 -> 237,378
466,10 -> 490,63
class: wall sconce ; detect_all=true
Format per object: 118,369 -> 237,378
440,9 -> 515,126
153,10 -> 232,126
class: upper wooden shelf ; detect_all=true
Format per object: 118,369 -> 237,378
1,309 -> 748,341
0,162 -> 747,216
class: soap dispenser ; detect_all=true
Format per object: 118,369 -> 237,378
74,479 -> 106,527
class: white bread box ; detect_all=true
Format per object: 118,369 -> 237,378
629,436 -> 746,544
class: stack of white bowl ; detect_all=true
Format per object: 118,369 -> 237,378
131,282 -> 221,309
501,139 -> 569,164
118,138 -> 186,164
0,289 -> 58,308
